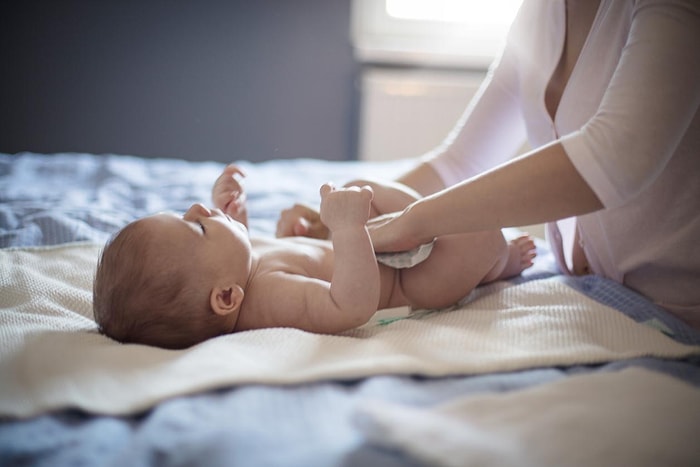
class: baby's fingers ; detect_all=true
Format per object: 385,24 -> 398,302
223,164 -> 246,178
358,184 -> 374,201
319,182 -> 335,198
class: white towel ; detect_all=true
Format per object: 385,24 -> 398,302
1,243 -> 698,417
355,368 -> 700,467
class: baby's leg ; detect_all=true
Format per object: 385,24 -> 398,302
344,179 -> 421,219
482,234 -> 536,282
398,231 -> 534,310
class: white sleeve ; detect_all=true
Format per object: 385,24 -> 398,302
561,0 -> 700,208
425,27 -> 528,187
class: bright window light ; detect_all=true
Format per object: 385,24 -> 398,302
352,0 -> 524,67
386,0 -> 521,28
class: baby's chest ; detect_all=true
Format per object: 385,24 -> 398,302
258,241 -> 333,279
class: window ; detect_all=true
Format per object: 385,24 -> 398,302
351,0 -> 522,69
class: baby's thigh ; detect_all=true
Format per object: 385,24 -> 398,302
399,231 -> 506,309
344,179 -> 419,215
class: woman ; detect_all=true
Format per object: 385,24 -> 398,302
274,0 -> 700,329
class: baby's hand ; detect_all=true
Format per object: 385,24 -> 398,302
276,203 -> 329,239
319,183 -> 373,232
212,164 -> 248,227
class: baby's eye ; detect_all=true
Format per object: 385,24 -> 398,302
198,222 -> 206,233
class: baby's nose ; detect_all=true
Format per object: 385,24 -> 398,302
184,203 -> 211,220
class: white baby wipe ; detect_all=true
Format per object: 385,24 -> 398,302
375,241 -> 435,269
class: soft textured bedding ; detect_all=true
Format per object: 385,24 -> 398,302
3,243 -> 697,418
357,368 -> 700,467
1,153 -> 699,467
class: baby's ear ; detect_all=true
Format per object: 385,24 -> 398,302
210,285 -> 244,316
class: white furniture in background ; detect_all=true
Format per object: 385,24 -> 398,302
358,68 -> 484,162
351,0 -> 521,162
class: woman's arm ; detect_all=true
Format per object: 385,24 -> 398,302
371,141 -> 603,252
373,1 -> 700,253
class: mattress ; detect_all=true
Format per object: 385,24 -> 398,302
1,152 -> 699,467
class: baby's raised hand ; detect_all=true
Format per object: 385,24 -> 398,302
212,164 -> 248,227
319,183 -> 373,232
276,203 -> 329,239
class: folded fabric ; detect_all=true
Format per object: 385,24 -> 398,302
355,368 -> 700,467
1,243 -> 698,418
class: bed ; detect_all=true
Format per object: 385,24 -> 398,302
1,152 -> 699,467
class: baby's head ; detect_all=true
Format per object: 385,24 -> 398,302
93,204 -> 253,349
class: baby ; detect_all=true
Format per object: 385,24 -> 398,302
93,165 -> 535,349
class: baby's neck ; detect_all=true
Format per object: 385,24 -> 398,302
242,250 -> 261,295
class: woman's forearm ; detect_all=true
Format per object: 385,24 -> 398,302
408,142 -> 603,242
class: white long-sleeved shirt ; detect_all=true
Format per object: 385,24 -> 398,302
426,0 -> 700,327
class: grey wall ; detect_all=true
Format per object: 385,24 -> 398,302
0,0 -> 359,162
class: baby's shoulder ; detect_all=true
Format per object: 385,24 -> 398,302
236,268 -> 310,331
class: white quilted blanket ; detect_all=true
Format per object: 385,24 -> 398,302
1,243 -> 698,417
356,368 -> 700,467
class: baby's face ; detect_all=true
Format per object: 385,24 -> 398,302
141,204 -> 252,284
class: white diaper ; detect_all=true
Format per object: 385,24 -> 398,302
375,241 -> 435,269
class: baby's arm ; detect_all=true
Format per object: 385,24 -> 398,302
318,183 -> 380,329
245,184 -> 380,334
275,179 -> 423,239
212,164 -> 248,227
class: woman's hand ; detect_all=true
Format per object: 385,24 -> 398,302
212,164 -> 248,227
276,203 -> 329,239
368,205 -> 429,253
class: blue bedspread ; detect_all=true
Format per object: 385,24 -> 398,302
1,153 -> 698,467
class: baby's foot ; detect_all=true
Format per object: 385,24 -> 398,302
499,234 -> 537,279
